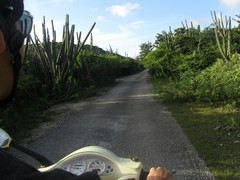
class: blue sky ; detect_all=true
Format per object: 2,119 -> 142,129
24,0 -> 240,58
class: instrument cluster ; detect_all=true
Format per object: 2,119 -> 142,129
59,155 -> 115,176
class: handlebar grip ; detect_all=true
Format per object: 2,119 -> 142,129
140,170 -> 149,180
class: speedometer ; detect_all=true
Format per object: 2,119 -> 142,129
68,161 -> 86,175
88,160 -> 105,175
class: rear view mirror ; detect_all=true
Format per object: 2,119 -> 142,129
0,128 -> 12,148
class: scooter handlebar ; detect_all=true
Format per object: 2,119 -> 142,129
140,170 -> 149,180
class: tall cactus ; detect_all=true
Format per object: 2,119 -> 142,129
181,20 -> 201,52
211,11 -> 232,62
29,15 -> 96,95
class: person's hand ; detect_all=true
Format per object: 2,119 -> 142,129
147,167 -> 173,180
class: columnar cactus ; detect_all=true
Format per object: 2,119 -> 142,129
211,11 -> 232,62
29,15 -> 96,95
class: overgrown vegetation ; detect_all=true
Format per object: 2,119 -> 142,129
152,79 -> 240,179
0,15 -> 142,137
139,11 -> 240,179
139,13 -> 240,107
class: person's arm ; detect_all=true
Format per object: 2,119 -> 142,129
0,148 -> 39,179
147,167 -> 173,180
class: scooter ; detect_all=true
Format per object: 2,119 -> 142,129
0,128 -> 151,180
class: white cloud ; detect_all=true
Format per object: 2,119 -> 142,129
91,21 -> 145,57
90,6 -> 144,56
106,3 -> 140,17
221,0 -> 240,9
92,27 -> 131,45
97,16 -> 104,20
50,0 -> 75,5
124,21 -> 145,30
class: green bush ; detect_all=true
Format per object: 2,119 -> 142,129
76,53 -> 142,87
17,72 -> 43,99
118,57 -> 143,76
178,49 -> 219,73
143,48 -> 178,78
194,57 -> 240,103
168,55 -> 240,104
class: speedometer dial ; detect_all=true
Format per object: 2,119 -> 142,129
88,160 -> 105,175
68,161 -> 86,175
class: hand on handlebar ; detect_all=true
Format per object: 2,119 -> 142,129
147,167 -> 173,180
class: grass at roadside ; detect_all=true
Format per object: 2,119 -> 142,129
0,85 -> 112,141
0,103 -> 52,141
152,78 -> 240,180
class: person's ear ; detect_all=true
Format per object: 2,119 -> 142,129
0,30 -> 6,54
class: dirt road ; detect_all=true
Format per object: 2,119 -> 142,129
17,70 -> 214,179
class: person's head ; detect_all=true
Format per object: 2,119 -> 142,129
0,0 -> 33,109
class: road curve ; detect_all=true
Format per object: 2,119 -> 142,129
15,70 -> 214,179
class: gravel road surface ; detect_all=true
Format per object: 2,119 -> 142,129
14,70 -> 214,179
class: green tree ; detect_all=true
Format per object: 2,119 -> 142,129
138,41 -> 153,61
154,28 -> 174,51
173,26 -> 201,54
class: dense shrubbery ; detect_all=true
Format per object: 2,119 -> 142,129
20,48 -> 142,102
164,56 -> 240,104
194,56 -> 240,103
141,26 -> 221,79
76,52 -> 142,87
144,17 -> 240,179
139,16 -> 240,106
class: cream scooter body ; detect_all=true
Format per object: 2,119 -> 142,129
0,128 -> 145,180
39,146 -> 143,180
